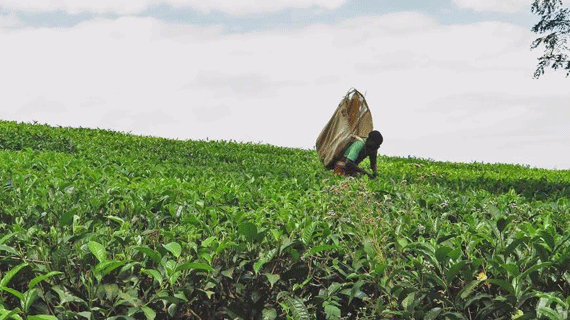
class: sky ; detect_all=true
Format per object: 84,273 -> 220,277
1,0 -> 569,170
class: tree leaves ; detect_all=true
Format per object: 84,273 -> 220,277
531,0 -> 570,78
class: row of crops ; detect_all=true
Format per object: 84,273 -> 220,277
1,120 -> 570,319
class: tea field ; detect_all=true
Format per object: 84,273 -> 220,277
1,120 -> 570,319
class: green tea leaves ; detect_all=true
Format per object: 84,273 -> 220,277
238,222 -> 258,243
28,271 -> 63,289
88,241 -> 107,263
3,120 -> 570,319
0,263 -> 28,287
287,296 -> 310,320
162,242 -> 182,258
175,262 -> 214,273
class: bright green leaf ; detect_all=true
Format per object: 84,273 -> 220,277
141,269 -> 163,286
302,223 -> 315,246
105,215 -> 125,226
537,306 -> 564,320
175,262 -> 214,272
133,246 -> 161,264
22,288 -> 39,313
324,303 -> 341,320
309,245 -> 338,255
252,258 -> 265,274
459,280 -> 482,299
0,263 -> 28,287
0,232 -> 16,245
402,291 -> 416,311
162,242 -> 182,258
0,307 -> 23,320
519,262 -> 552,280
486,278 -> 515,295
0,286 -> 23,301
88,241 -> 107,263
265,273 -> 280,288
141,306 -> 156,320
288,296 -> 310,320
95,260 -> 128,276
0,245 -> 18,256
221,268 -> 234,279
29,271 -> 63,289
201,236 -> 217,248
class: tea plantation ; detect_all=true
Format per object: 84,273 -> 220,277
1,120 -> 570,319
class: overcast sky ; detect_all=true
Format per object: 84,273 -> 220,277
1,0 -> 569,169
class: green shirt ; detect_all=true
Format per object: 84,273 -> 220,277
343,138 -> 366,162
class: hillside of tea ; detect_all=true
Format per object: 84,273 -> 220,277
1,120 -> 570,320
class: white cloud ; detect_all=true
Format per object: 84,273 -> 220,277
1,12 -> 569,169
0,0 -> 149,14
452,0 -> 530,13
168,0 -> 347,15
0,0 -> 347,15
453,0 -> 570,13
0,12 -> 22,28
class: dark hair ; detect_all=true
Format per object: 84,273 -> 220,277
368,130 -> 383,146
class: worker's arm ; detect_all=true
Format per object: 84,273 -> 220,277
369,152 -> 378,178
345,160 -> 375,178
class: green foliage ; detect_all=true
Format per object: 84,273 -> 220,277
1,120 -> 570,319
0,121 -> 77,153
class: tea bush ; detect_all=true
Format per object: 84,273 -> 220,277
1,120 -> 569,319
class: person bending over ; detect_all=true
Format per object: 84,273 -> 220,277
333,130 -> 383,178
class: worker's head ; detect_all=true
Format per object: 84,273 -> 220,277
367,130 -> 383,149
